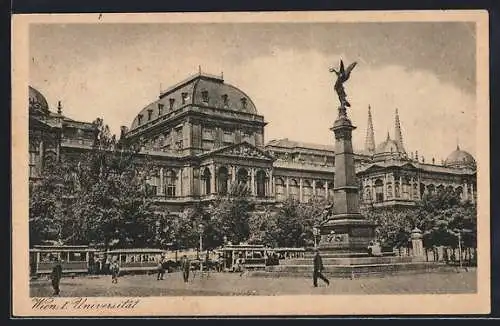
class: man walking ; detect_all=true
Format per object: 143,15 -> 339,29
181,255 -> 190,283
50,259 -> 63,296
313,249 -> 330,287
157,255 -> 166,280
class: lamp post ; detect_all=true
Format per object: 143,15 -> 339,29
198,223 -> 204,272
312,226 -> 320,249
457,230 -> 462,269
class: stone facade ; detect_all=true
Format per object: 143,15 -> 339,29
29,73 -> 477,216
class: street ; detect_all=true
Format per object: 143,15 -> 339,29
30,269 -> 477,297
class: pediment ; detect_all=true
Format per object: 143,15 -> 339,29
203,142 -> 274,161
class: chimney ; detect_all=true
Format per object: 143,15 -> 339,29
57,101 -> 62,115
415,150 -> 419,161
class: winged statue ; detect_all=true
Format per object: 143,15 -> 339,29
329,60 -> 357,109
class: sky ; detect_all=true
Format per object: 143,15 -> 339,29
29,22 -> 477,162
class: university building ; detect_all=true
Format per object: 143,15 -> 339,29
29,72 -> 477,217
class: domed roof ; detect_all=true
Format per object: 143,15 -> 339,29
375,132 -> 405,155
29,86 -> 49,113
130,73 -> 258,130
444,145 -> 476,169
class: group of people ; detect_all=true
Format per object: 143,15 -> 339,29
48,250 -> 330,296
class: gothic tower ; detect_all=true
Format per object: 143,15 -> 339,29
394,108 -> 405,152
365,105 -> 376,153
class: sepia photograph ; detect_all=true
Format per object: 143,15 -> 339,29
11,11 -> 490,316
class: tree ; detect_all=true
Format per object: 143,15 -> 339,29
29,160 -> 72,246
205,182 -> 254,247
29,117 -> 160,248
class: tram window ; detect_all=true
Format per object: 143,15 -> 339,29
120,255 -> 126,262
60,252 -> 68,261
40,253 -> 50,262
130,256 -> 135,262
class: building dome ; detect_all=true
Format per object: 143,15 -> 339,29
444,145 -> 476,169
130,73 -> 258,131
375,132 -> 405,155
29,86 -> 50,113
372,132 -> 407,161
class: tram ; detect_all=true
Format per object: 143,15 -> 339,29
105,248 -> 167,274
219,244 -> 268,271
29,245 -> 99,276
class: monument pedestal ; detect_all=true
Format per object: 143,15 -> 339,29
318,217 -> 377,255
318,111 -> 376,255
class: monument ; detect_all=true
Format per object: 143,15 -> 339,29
318,59 -> 377,254
261,60 -> 439,277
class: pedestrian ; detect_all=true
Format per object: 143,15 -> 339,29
50,259 -> 63,296
157,255 -> 166,280
181,255 -> 190,283
313,249 -> 330,287
110,260 -> 120,284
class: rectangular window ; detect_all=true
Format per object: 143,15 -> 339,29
201,90 -> 209,103
169,98 -> 175,110
181,92 -> 188,105
223,130 -> 234,143
137,114 -> 143,125
158,103 -> 164,116
147,109 -> 153,121
202,128 -> 214,140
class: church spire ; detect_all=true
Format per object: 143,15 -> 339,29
365,105 -> 376,153
394,108 -> 405,152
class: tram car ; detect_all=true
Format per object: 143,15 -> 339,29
29,245 -> 99,277
219,244 -> 268,271
105,248 -> 167,274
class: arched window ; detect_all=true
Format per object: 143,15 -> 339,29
202,168 -> 211,195
237,168 -> 249,186
315,181 -> 325,199
275,177 -> 285,201
303,180 -> 312,202
364,186 -> 372,202
217,167 -> 229,195
165,170 -> 177,197
394,181 -> 400,198
375,179 -> 384,202
289,179 -> 299,201
427,184 -> 435,195
256,170 -> 267,198
403,177 -> 411,199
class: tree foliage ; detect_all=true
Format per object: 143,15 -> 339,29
362,187 -> 477,249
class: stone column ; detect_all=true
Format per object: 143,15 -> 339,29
210,164 -> 216,194
159,168 -> 164,195
38,140 -> 44,173
230,165 -> 236,191
463,183 -> 468,201
286,177 -> 290,198
324,181 -> 329,200
391,175 -> 395,199
411,228 -> 425,260
299,178 -> 303,202
250,168 -> 256,196
312,180 -> 316,197
268,169 -> 273,197
470,183 -> 475,203
399,176 -> 403,198
383,174 -> 387,200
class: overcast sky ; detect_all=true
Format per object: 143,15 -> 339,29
29,22 -> 476,162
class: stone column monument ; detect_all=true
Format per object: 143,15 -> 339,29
319,60 -> 376,254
